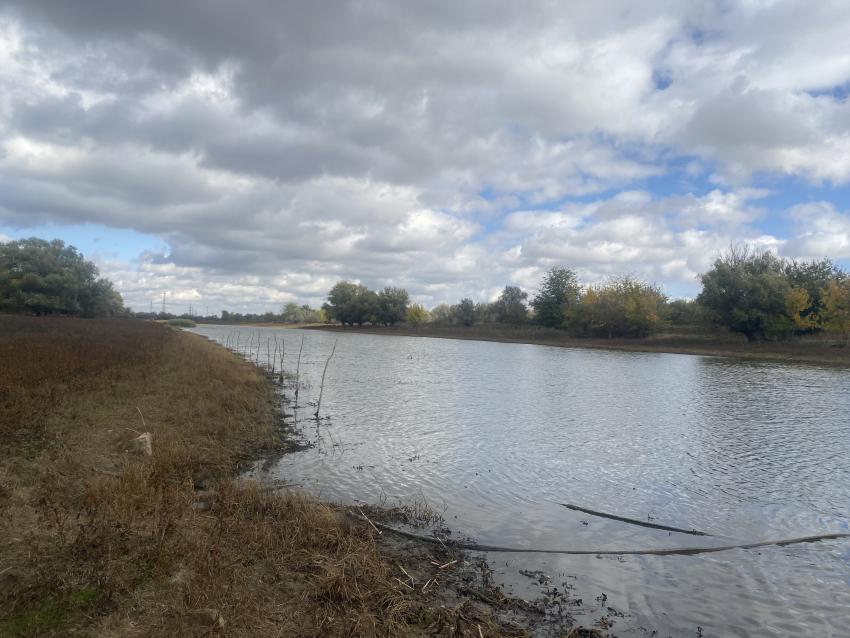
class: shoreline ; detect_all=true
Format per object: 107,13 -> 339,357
0,317 -> 558,638
301,323 -> 850,365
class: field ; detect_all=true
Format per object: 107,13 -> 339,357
0,316 -> 544,638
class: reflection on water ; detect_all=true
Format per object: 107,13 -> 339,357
192,325 -> 850,636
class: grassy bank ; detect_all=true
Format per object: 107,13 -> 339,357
0,317 -> 541,638
305,322 -> 850,364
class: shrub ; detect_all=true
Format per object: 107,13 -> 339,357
167,318 -> 196,328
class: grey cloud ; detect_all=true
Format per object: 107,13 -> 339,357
2,1 -> 850,312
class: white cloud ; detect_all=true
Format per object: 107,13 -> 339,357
1,1 -> 849,310
783,202 -> 850,260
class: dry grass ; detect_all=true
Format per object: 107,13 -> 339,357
0,316 -> 531,638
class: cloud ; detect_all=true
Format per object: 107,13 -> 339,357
0,1 -> 849,310
508,188 -> 777,289
783,202 -> 850,260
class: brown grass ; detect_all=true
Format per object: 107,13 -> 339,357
0,316 -> 531,638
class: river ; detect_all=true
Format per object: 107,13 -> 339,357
191,325 -> 850,636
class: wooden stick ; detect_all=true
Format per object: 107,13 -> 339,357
295,335 -> 305,404
314,339 -> 337,418
358,508 -> 382,535
395,578 -> 414,590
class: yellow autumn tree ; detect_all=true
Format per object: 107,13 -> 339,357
406,303 -> 426,325
784,286 -> 817,332
566,273 -> 668,338
820,280 -> 850,333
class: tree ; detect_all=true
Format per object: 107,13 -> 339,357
697,245 -> 791,342
530,267 -> 580,327
669,298 -> 698,325
406,303 -> 426,324
78,278 -> 126,318
323,281 -> 379,325
495,286 -> 528,321
0,237 -> 126,317
505,302 -> 528,327
323,282 -> 359,325
281,301 -> 315,323
455,298 -> 476,326
782,258 -> 846,334
475,301 -> 499,323
429,303 -> 453,323
819,279 -> 850,333
568,273 -> 668,338
377,286 -> 410,325
351,289 -> 380,325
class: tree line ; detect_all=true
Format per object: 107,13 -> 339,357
322,246 -> 850,341
5,236 -> 848,341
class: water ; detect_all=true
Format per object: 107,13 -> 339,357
191,325 -> 850,636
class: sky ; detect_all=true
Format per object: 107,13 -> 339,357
1,1 -> 850,314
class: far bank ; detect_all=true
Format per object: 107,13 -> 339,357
300,322 -> 850,365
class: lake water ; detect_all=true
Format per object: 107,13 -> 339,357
191,325 -> 850,636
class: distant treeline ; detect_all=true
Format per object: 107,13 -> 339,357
322,246 -> 850,341
5,238 -> 849,342
195,303 -> 326,324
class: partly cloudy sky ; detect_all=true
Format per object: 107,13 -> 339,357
1,1 -> 849,313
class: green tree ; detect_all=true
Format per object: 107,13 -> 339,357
669,298 -> 699,326
455,298 -> 476,326
495,285 -> 528,322
530,267 -> 580,327
429,303 -> 453,323
505,302 -> 528,327
323,281 -> 379,325
377,286 -> 410,325
281,301 -> 316,323
0,237 -> 126,317
697,245 -> 791,342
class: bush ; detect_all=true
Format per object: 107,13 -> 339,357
167,318 -> 196,328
